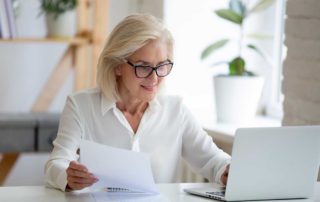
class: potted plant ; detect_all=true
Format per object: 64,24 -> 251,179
39,0 -> 77,37
201,0 -> 275,123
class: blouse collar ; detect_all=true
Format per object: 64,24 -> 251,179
100,93 -> 161,116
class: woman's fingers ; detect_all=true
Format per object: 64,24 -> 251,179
67,167 -> 93,178
220,165 -> 230,185
66,174 -> 97,190
69,161 -> 88,172
67,182 -> 93,190
66,161 -> 98,190
67,174 -> 97,184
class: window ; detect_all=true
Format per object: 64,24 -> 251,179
265,0 -> 286,119
163,0 -> 285,123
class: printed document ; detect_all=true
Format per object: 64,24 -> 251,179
80,140 -> 159,194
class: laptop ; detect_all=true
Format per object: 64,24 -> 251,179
184,126 -> 320,201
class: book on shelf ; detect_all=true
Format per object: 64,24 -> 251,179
0,0 -> 17,39
0,0 -> 10,38
0,17 -> 2,38
4,0 -> 17,38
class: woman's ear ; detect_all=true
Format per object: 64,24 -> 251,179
115,66 -> 122,76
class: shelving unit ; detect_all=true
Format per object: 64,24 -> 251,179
0,1 -> 109,184
0,37 -> 90,45
0,0 -> 109,112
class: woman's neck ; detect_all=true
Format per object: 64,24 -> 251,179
116,100 -> 148,115
116,98 -> 148,134
116,84 -> 149,115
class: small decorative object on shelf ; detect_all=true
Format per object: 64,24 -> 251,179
0,0 -> 19,39
39,0 -> 77,38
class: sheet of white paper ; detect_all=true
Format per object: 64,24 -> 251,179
80,140 -> 159,194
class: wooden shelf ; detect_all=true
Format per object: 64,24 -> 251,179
0,37 -> 90,45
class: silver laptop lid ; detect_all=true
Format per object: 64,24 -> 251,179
225,126 -> 320,201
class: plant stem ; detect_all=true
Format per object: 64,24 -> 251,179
238,17 -> 244,58
239,0 -> 250,58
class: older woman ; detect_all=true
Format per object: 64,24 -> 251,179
45,13 -> 230,191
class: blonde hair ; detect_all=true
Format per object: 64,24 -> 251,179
97,13 -> 174,101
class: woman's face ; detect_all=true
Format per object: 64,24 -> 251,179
117,39 -> 169,102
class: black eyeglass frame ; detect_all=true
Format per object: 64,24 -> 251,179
126,60 -> 174,78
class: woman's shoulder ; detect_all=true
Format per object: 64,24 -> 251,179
69,88 -> 99,97
67,88 -> 102,104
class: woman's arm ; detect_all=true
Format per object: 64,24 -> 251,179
180,103 -> 231,184
44,96 -> 94,191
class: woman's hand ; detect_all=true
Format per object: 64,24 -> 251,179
66,161 -> 98,191
220,164 -> 230,185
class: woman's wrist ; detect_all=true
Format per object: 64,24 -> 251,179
65,184 -> 73,192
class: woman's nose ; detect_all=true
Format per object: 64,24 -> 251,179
147,70 -> 158,81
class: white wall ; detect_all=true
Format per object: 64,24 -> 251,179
108,0 -> 163,32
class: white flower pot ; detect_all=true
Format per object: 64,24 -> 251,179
214,76 -> 264,123
45,10 -> 77,37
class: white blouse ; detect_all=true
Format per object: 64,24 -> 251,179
45,88 -> 231,191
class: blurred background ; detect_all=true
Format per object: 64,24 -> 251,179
1,0 -> 319,186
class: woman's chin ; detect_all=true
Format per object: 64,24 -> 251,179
140,92 -> 157,102
140,87 -> 158,99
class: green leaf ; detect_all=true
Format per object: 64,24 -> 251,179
247,44 -> 265,59
215,9 -> 243,25
40,0 -> 77,17
201,39 -> 229,60
229,57 -> 246,75
249,0 -> 276,14
229,0 -> 246,17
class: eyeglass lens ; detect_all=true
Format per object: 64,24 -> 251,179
135,63 -> 172,78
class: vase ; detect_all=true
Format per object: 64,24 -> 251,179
45,10 -> 77,37
214,75 -> 264,124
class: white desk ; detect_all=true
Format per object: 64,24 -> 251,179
0,183 -> 319,202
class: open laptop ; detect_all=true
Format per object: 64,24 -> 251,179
184,126 -> 320,201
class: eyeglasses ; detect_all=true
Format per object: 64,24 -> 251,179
126,60 -> 173,78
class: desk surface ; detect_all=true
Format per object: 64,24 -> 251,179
0,183 -> 319,202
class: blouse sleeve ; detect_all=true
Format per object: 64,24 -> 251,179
44,96 -> 83,191
180,102 -> 231,184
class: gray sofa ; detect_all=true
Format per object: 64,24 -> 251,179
0,113 -> 60,152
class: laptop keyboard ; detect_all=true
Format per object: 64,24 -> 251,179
206,191 -> 225,197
